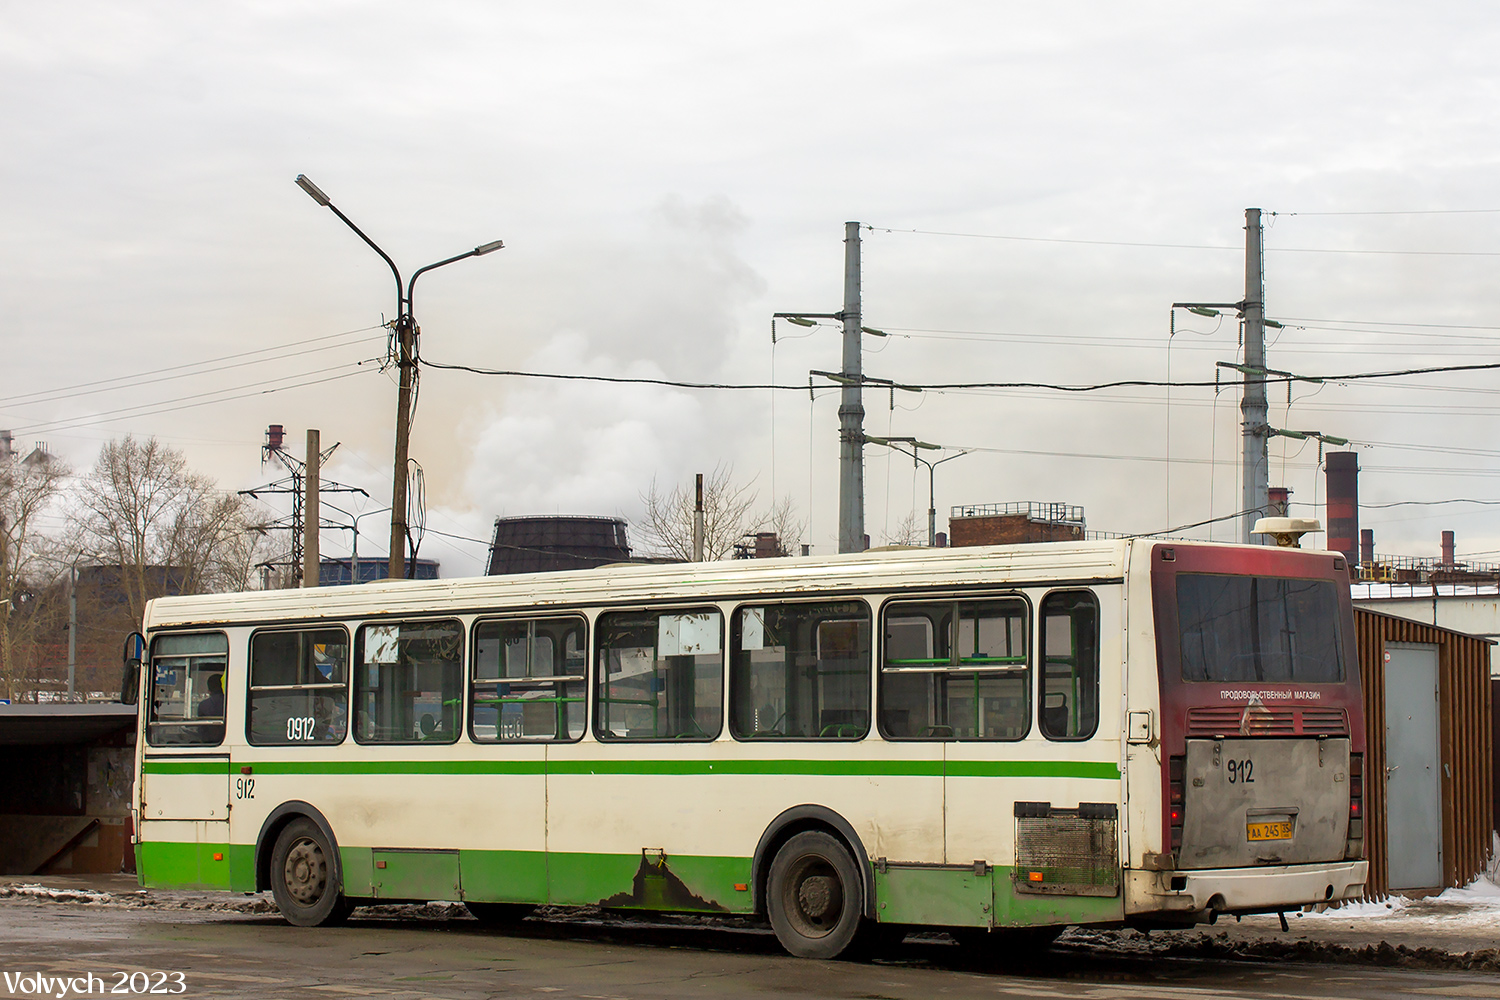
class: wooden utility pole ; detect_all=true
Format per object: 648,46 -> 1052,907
303,429 -> 320,587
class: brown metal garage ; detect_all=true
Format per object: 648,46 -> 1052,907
1354,608 -> 1493,897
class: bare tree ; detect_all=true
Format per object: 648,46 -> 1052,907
72,436 -> 260,627
638,467 -> 810,561
882,511 -> 925,547
0,448 -> 70,701
638,466 -> 760,561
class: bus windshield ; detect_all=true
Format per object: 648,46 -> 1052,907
1176,573 -> 1344,684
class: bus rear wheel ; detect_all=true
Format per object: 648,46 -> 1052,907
767,831 -> 864,959
270,818 -> 354,927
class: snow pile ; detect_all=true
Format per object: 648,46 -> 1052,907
0,883 -> 115,904
1295,870 -> 1500,929
1301,895 -> 1410,919
1431,872 -> 1500,908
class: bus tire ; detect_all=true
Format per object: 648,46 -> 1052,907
766,831 -> 864,959
466,902 -> 535,925
270,817 -> 354,927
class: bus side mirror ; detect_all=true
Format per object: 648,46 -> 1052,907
121,632 -> 145,705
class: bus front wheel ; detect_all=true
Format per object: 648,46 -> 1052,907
767,831 -> 864,959
270,818 -> 354,927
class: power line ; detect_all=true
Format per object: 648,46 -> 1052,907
1278,209 -> 1500,217
9,363 -> 378,436
421,359 -> 794,390
865,225 -> 1237,252
422,357 -> 1500,394
1,329 -> 385,411
869,225 -> 1500,257
1362,498 -> 1500,508
1278,316 -> 1500,331
0,325 -> 383,408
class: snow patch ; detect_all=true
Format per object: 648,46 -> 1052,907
0,883 -> 114,904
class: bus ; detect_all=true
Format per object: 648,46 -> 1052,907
126,538 -> 1368,959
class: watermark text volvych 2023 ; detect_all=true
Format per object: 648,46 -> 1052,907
2,972 -> 186,997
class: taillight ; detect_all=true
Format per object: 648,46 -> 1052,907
1345,753 -> 1364,859
1168,755 -> 1185,854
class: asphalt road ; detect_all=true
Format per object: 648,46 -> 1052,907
3,899 -> 1500,1000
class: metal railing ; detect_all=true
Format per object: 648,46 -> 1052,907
950,501 -> 1085,526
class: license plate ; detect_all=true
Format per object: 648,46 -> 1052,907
1246,821 -> 1293,841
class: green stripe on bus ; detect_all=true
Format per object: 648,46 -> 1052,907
140,760 -> 231,775
250,760 -> 548,777
946,760 -> 1120,780
144,758 -> 1117,780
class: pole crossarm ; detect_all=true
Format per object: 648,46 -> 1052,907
865,435 -> 939,451
1171,301 -> 1246,315
1216,361 -> 1324,384
1269,427 -> 1349,446
809,369 -> 922,392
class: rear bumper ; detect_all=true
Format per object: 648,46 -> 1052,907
1124,860 -> 1368,916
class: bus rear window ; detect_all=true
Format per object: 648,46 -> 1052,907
1176,574 -> 1343,683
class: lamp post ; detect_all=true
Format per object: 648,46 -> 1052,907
322,503 -> 391,585
295,174 -> 503,579
867,436 -> 969,547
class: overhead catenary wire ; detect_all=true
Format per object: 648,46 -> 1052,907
420,356 -> 1500,393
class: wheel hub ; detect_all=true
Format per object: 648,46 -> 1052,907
283,838 -> 326,905
797,874 -> 841,921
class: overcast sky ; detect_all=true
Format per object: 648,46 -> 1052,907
5,2 -> 1500,577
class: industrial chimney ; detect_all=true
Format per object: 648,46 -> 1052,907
1268,486 -> 1291,518
1325,452 -> 1359,572
1360,528 -> 1374,566
1441,530 -> 1456,568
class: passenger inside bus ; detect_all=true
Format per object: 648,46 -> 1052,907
197,673 -> 224,719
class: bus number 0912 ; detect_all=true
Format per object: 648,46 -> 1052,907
286,717 -> 317,741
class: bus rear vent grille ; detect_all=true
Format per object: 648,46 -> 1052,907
1012,802 -> 1120,897
1299,708 -> 1349,735
1186,706 -> 1293,736
1185,706 -> 1346,736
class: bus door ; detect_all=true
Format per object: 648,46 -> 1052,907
138,631 -> 234,890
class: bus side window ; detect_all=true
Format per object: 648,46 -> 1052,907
354,620 -> 463,744
247,628 -> 349,746
147,632 -> 229,747
879,598 -> 1029,741
729,601 -> 871,741
1039,590 -> 1099,741
595,608 -> 722,741
472,616 -> 587,742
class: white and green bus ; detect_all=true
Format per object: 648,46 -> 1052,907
127,539 -> 1368,958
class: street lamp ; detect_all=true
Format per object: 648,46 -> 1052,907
296,174 -> 503,579
866,436 -> 970,547
322,502 -> 391,585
